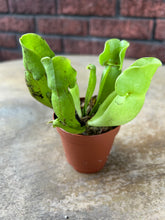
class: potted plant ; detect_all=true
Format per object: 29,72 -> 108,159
19,33 -> 162,173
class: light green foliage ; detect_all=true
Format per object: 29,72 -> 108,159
52,118 -> 85,134
41,56 -> 85,134
20,33 -> 162,134
70,83 -> 82,118
88,57 -> 162,126
20,33 -> 55,80
91,39 -> 129,114
25,71 -> 52,108
99,39 -> 129,68
19,33 -> 55,108
83,64 -> 96,115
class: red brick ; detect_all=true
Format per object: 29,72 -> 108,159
58,0 -> 116,16
126,41 -> 165,63
0,34 -> 17,48
44,37 -> 62,53
37,18 -> 88,36
121,0 -> 165,18
0,49 -> 22,61
8,0 -> 56,14
90,18 -> 153,40
155,19 -> 165,40
0,0 -> 8,13
63,39 -> 104,55
0,16 -> 35,33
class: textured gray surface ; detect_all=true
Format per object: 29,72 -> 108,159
0,56 -> 165,220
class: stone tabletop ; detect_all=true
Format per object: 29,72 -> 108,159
0,56 -> 165,220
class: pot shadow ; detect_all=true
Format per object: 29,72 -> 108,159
102,148 -> 136,175
95,137 -> 165,184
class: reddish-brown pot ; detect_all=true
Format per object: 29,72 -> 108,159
56,126 -> 120,173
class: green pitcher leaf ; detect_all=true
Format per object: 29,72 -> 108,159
70,83 -> 82,118
40,57 -> 56,90
53,118 -> 85,134
91,39 -> 129,114
91,66 -> 121,114
19,33 -> 55,80
88,57 -> 162,127
116,57 -> 162,96
25,70 -> 52,108
99,39 -> 129,69
83,64 -> 96,115
41,56 -> 81,128
19,33 -> 55,108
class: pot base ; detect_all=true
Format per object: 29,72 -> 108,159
56,126 -> 120,174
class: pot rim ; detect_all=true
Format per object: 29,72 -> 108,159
56,125 -> 120,138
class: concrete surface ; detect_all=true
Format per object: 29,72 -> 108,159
0,56 -> 165,220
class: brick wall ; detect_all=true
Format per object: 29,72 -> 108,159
0,0 -> 165,62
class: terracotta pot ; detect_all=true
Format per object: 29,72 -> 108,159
56,126 -> 120,173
